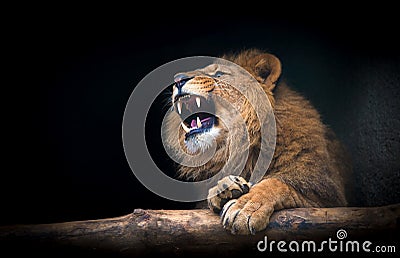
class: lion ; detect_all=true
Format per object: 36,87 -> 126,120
163,49 -> 351,235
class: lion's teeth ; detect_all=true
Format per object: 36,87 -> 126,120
197,117 -> 202,128
177,102 -> 182,114
196,97 -> 201,108
181,122 -> 190,133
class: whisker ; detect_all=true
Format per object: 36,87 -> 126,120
159,87 -> 173,112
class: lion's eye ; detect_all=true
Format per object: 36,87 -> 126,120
214,71 -> 224,78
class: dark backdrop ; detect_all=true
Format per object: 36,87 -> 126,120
3,12 -> 399,226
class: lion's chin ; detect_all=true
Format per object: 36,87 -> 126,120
183,127 -> 221,154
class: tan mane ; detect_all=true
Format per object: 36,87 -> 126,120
164,49 -> 349,207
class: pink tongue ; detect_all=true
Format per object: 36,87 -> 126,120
191,119 -> 197,128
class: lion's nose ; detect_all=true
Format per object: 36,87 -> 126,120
174,74 -> 193,90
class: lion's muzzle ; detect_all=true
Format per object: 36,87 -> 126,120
172,76 -> 218,141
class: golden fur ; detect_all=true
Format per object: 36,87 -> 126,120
164,49 -> 351,234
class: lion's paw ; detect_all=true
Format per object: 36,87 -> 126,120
220,192 -> 274,235
207,175 -> 250,214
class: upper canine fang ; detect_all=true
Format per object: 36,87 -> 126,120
177,102 -> 182,114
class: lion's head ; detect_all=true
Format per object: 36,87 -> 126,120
164,49 -> 281,181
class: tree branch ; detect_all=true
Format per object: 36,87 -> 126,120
0,204 -> 399,256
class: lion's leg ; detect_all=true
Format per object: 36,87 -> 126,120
220,177 -> 313,235
207,175 -> 251,213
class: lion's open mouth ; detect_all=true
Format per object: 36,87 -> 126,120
174,94 -> 217,139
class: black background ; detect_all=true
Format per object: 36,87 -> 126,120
2,8 -> 399,231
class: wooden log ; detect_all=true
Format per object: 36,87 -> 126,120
0,204 -> 399,256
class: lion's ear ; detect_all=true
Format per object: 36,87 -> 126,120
253,53 -> 282,91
